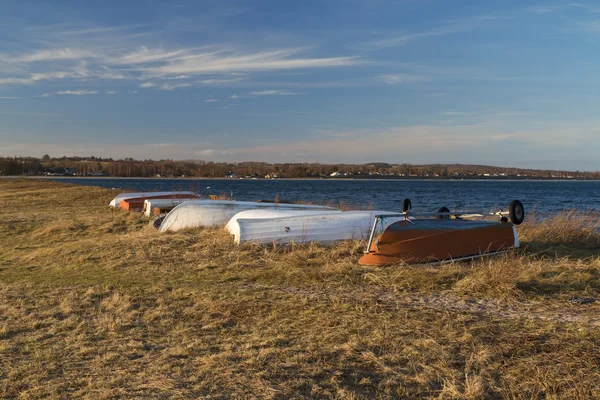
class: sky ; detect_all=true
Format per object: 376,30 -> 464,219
0,0 -> 599,170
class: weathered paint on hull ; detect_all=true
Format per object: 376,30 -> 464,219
359,219 -> 518,265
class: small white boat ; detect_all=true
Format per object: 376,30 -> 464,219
143,198 -> 197,217
109,191 -> 197,207
226,210 -> 405,244
158,200 -> 336,232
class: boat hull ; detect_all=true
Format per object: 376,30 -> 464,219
109,191 -> 198,208
119,194 -> 200,211
228,211 -> 405,244
143,198 -> 199,217
359,219 -> 518,265
158,200 -> 336,232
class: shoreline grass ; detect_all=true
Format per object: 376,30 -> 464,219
1,179 -> 600,399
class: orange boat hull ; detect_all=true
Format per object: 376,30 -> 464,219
359,219 -> 518,265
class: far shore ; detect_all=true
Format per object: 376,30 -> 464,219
2,175 -> 598,182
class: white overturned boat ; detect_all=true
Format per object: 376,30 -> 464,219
143,198 -> 197,217
225,209 -> 342,239
109,191 -> 197,207
158,200 -> 336,232
226,210 -> 406,244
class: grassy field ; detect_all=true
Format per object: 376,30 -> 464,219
1,179 -> 600,399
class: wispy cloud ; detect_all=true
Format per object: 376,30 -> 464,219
375,74 -> 425,84
0,96 -> 20,99
528,5 -> 564,14
140,48 -> 360,78
0,23 -> 361,92
442,110 -> 468,116
104,90 -> 117,94
205,98 -> 219,103
249,90 -> 306,96
159,82 -> 191,91
6,48 -> 95,63
528,3 -> 600,34
196,149 -> 218,157
230,94 -> 239,99
365,27 -> 463,49
362,17 -> 497,50
0,71 -> 77,85
0,78 -> 33,84
109,46 -> 189,65
567,3 -> 600,13
198,77 -> 244,85
55,90 -> 98,95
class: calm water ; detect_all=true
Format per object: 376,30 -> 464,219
51,177 -> 600,216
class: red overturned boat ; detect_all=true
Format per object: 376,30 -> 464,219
359,199 -> 524,266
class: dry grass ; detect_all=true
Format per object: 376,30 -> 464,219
1,179 -> 600,399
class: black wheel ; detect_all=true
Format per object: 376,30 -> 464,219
437,206 -> 450,219
149,215 -> 166,229
402,198 -> 412,213
509,200 -> 525,225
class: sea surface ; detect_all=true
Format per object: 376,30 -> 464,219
49,177 -> 600,217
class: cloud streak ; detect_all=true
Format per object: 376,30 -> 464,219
0,24 -> 361,92
362,16 -> 498,50
55,90 -> 98,95
249,90 -> 305,95
159,82 -> 191,91
140,48 -> 359,78
198,77 -> 244,85
375,74 -> 425,84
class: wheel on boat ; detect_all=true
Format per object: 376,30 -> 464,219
149,214 -> 166,229
437,206 -> 450,219
509,200 -> 525,225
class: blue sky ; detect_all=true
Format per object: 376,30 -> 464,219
1,0 -> 599,170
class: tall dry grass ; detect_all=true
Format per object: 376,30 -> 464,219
1,179 -> 600,399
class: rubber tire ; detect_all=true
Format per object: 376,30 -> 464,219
509,200 -> 525,225
149,214 -> 166,229
437,206 -> 450,219
402,198 -> 412,213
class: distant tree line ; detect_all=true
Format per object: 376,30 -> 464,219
0,155 -> 598,179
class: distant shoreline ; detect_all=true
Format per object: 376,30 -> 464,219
2,175 -> 598,182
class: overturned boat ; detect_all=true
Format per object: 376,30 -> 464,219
143,198 -> 198,217
158,200 -> 336,232
226,210 -> 406,244
359,200 -> 525,266
109,191 -> 199,209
